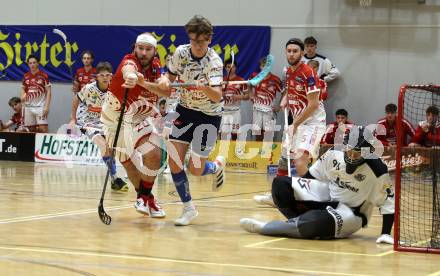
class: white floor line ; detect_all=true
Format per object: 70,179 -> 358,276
0,245 -> 373,276
0,204 -> 131,224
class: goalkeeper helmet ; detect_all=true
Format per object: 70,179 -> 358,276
343,126 -> 373,174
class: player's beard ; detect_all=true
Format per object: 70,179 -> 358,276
135,51 -> 154,68
139,56 -> 152,68
288,56 -> 301,66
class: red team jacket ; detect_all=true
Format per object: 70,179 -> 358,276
376,118 -> 415,146
251,72 -> 282,112
321,121 -> 354,145
74,67 -> 97,90
410,122 -> 440,147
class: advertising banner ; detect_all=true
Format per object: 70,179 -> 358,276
0,132 -> 35,161
35,133 -> 105,165
209,140 -> 281,173
0,25 -> 270,82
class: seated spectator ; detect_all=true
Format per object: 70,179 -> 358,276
409,105 -> 440,147
0,97 -> 26,132
376,103 -> 414,146
307,60 -> 328,101
321,109 -> 353,145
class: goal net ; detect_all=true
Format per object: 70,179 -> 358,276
395,84 -> 440,253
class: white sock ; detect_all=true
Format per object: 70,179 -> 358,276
183,200 -> 195,209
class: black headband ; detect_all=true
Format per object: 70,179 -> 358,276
285,38 -> 304,51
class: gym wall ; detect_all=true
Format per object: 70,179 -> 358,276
1,0 -> 439,134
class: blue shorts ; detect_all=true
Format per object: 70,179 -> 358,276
169,105 -> 221,157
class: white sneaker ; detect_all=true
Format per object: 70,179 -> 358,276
212,156 -> 226,191
134,197 -> 150,216
253,192 -> 276,207
174,206 -> 199,226
134,195 -> 166,218
376,234 -> 394,245
147,197 -> 166,218
240,218 -> 266,233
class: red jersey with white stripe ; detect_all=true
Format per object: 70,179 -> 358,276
106,54 -> 161,123
286,63 -> 325,125
410,121 -> 440,147
376,118 -> 415,146
321,121 -> 354,145
223,75 -> 248,111
252,73 -> 282,112
74,67 -> 97,90
22,70 -> 50,107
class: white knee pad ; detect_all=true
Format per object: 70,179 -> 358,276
326,203 -> 363,238
291,177 -> 330,202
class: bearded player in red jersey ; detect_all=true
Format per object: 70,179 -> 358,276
282,38 -> 326,176
254,38 -> 326,207
101,33 -> 170,218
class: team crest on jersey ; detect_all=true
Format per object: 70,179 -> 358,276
295,76 -> 302,82
37,79 -> 43,84
295,84 -> 304,91
354,173 -> 366,182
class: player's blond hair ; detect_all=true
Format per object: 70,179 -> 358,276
307,60 -> 319,70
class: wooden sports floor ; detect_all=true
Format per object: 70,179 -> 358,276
0,161 -> 439,276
